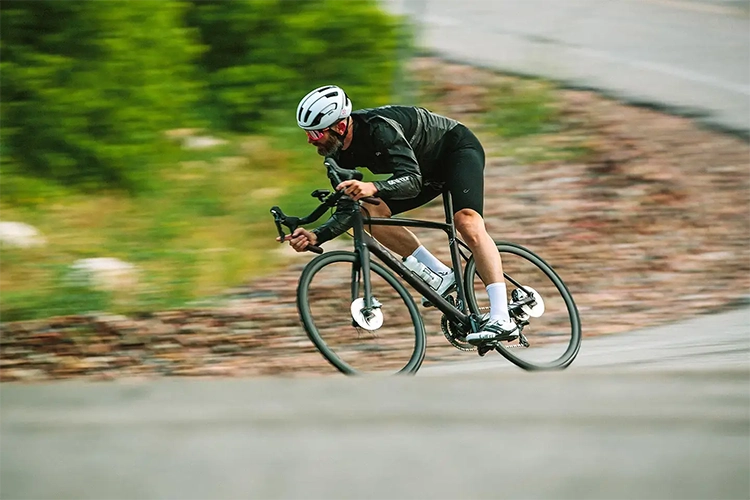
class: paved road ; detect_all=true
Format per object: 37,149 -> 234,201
2,307 -> 748,500
384,0 -> 750,135
1,371 -> 748,500
421,305 -> 750,375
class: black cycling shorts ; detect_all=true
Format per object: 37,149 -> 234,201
386,124 -> 485,217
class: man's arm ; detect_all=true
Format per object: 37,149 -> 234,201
310,190 -> 358,245
370,118 -> 423,200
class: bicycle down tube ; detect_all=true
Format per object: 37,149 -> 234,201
352,192 -> 476,331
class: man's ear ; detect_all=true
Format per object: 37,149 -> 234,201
333,118 -> 348,135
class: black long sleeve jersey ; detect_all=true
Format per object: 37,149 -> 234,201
312,105 -> 460,244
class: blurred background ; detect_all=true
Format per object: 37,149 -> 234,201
0,0 -> 414,321
1,0 -> 748,380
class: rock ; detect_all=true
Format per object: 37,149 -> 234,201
2,368 -> 46,381
0,221 -> 46,248
165,129 -> 229,150
182,136 -> 228,150
211,344 -> 243,354
151,342 -> 181,351
68,258 -> 138,292
120,335 -> 148,347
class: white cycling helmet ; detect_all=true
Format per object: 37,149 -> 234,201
296,85 -> 352,131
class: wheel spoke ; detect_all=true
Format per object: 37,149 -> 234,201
298,251 -> 426,375
465,243 -> 581,370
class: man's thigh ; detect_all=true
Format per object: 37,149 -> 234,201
386,183 -> 443,216
443,145 -> 485,216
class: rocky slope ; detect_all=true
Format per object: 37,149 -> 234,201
2,58 -> 748,381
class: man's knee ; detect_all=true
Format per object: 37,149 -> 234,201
454,209 -> 485,245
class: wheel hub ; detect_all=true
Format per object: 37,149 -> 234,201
513,286 -> 545,318
350,297 -> 383,331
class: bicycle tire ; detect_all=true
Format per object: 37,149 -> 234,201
297,250 -> 426,375
464,241 -> 581,370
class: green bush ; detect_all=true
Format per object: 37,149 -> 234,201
185,0 -> 402,131
0,0 -> 404,193
0,0 -> 205,193
487,80 -> 562,138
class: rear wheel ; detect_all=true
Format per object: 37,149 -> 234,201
464,242 -> 581,370
297,251 -> 426,375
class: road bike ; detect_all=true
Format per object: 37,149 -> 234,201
271,159 -> 581,375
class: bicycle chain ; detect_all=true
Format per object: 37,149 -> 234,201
441,306 -> 529,351
441,314 -> 475,351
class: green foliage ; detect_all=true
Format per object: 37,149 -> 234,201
486,80 -> 562,138
0,265 -> 112,323
0,0 -> 205,192
0,165 -> 75,207
476,79 -> 595,163
185,0 -> 402,131
0,0 -> 409,320
0,130 -> 324,321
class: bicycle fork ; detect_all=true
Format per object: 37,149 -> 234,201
348,223 -> 384,329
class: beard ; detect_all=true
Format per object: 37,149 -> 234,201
315,133 -> 344,157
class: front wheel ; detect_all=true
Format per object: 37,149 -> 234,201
297,251 -> 426,375
464,242 -> 581,370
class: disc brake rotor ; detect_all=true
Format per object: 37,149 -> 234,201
514,286 -> 545,318
350,297 -> 383,331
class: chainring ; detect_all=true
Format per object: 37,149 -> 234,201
441,297 -> 477,352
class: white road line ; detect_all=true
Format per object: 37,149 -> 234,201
637,0 -> 749,16
573,46 -> 750,96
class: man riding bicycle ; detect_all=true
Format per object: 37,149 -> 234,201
283,85 -> 515,343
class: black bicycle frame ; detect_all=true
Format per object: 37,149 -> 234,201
351,192 -> 480,332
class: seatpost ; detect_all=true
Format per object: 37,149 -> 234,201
443,189 -> 454,225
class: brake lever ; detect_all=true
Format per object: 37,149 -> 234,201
311,189 -> 331,202
270,206 -> 324,254
270,206 -> 286,243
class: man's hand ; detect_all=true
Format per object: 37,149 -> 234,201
337,180 -> 378,201
277,228 -> 318,252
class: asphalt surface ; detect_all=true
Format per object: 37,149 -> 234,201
2,3 -> 750,499
385,0 -> 750,135
421,306 -> 750,375
1,372 -> 748,500
2,307 -> 749,500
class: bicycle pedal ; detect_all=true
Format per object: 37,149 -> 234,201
477,344 -> 495,357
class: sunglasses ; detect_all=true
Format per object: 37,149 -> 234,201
305,129 -> 326,141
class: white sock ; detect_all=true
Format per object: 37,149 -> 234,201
486,282 -> 510,323
411,245 -> 451,275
